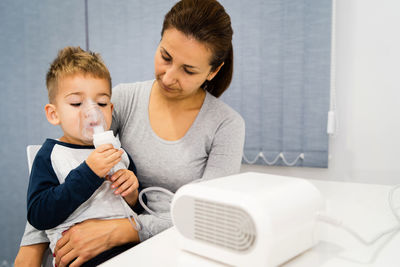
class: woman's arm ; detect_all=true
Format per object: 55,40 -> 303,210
202,114 -> 245,180
54,218 -> 139,267
14,243 -> 49,267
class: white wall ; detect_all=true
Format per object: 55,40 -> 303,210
242,0 -> 400,185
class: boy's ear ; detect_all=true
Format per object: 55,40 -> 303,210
44,104 -> 60,125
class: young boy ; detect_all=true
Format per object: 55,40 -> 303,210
26,46 -> 141,266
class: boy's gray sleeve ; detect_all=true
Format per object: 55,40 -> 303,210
20,221 -> 49,246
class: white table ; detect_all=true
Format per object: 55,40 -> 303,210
101,180 -> 400,267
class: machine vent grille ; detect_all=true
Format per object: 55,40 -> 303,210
193,199 -> 256,252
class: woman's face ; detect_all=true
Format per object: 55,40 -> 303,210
154,28 -> 220,100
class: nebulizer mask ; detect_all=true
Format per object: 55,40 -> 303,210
81,99 -> 120,148
81,99 -> 141,230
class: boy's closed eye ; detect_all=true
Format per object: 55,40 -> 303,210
70,102 -> 108,107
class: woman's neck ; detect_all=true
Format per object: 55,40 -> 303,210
148,81 -> 207,141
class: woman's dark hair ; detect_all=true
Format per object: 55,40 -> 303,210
161,0 -> 233,97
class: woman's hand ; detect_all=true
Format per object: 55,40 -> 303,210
109,169 -> 139,206
54,218 -> 139,267
86,144 -> 123,178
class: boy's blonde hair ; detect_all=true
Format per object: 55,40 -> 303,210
46,46 -> 111,103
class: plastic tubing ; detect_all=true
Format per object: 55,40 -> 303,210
138,187 -> 174,221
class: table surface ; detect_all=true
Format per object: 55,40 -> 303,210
100,179 -> 400,267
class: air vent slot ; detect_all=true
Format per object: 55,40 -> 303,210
193,199 -> 256,252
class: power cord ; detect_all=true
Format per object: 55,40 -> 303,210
316,183 -> 400,246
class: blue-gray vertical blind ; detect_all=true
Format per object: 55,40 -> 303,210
0,0 -> 85,264
221,0 -> 332,167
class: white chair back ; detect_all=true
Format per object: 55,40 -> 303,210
26,145 -> 53,267
27,145 -> 42,173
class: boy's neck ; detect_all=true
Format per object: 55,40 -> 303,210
59,136 -> 94,146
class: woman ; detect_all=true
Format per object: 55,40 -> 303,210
15,0 -> 244,266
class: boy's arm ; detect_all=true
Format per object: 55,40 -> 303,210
28,144 -> 122,230
27,153 -> 103,230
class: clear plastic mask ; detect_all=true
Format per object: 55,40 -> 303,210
81,99 -> 107,142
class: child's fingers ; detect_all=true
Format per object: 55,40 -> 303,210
104,149 -> 123,164
111,174 -> 126,190
110,171 -> 131,189
115,179 -> 136,196
109,156 -> 122,169
95,144 -> 114,153
112,173 -> 138,194
110,169 -> 125,182
120,186 -> 135,197
102,148 -> 122,159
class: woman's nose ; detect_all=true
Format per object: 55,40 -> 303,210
162,66 -> 178,85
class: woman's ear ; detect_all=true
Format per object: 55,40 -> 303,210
207,62 -> 225,81
45,104 -> 60,125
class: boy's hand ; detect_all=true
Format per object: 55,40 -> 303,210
109,169 -> 139,206
86,144 -> 123,178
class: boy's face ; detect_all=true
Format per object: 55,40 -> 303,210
45,74 -> 113,145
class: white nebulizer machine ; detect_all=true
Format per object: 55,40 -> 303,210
82,99 -> 141,230
171,172 -> 325,267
